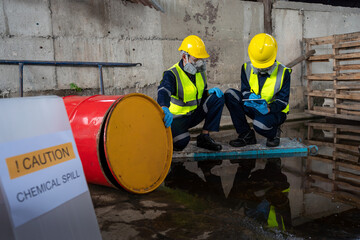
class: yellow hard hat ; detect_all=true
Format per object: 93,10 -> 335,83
248,33 -> 278,69
178,35 -> 210,59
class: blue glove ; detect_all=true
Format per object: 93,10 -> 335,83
161,107 -> 173,128
208,87 -> 224,98
246,199 -> 270,221
255,101 -> 269,115
244,100 -> 269,115
244,100 -> 258,109
249,93 -> 261,100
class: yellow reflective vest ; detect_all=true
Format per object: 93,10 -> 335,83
168,62 -> 206,115
244,61 -> 291,114
267,187 -> 290,230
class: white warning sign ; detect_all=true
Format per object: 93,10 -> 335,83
0,130 -> 88,228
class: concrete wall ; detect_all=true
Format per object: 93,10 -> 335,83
0,0 -> 263,99
1,0 -> 360,113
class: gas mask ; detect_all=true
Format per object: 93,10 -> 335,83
194,59 -> 206,73
183,54 -> 207,75
253,62 -> 277,75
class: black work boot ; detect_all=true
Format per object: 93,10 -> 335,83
229,129 -> 257,147
266,128 -> 282,147
197,134 -> 222,151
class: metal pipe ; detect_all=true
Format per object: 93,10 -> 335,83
19,63 -> 24,97
99,65 -> 104,95
0,60 -> 142,67
149,0 -> 165,13
1,59 -> 142,97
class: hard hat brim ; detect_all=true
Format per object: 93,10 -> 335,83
178,46 -> 210,59
193,52 -> 210,59
249,52 -> 277,69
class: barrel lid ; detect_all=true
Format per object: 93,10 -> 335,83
103,93 -> 172,194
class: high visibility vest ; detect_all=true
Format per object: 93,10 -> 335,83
267,205 -> 286,230
167,62 -> 206,115
244,61 -> 291,114
267,187 -> 290,231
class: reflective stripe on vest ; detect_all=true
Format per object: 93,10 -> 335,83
168,62 -> 206,115
244,61 -> 290,114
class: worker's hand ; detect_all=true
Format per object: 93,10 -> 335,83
246,199 -> 270,220
249,93 -> 261,100
255,101 -> 269,115
161,107 -> 173,128
208,87 -> 224,98
244,100 -> 269,115
244,100 -> 258,109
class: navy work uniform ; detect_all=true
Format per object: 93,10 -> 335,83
157,59 -> 224,150
225,61 -> 291,140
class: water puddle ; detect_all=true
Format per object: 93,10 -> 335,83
163,118 -> 360,239
90,118 -> 360,239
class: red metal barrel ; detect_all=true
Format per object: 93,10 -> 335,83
63,93 -> 172,194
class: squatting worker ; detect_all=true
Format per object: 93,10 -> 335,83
157,35 -> 224,151
225,33 -> 291,147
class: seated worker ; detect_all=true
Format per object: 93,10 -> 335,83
157,35 -> 224,151
225,33 -> 291,147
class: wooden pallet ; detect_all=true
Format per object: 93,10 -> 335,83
304,32 -> 360,121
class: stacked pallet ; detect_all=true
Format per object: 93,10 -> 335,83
305,121 -> 360,208
304,32 -> 360,121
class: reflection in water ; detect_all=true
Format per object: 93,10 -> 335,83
306,120 -> 360,209
163,119 -> 360,238
165,158 -> 291,231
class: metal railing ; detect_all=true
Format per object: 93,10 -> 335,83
0,60 -> 142,96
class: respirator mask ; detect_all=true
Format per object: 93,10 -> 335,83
183,53 -> 207,75
253,62 -> 276,75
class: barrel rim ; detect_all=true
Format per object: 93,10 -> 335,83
103,93 -> 173,194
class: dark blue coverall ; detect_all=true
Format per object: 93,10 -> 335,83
225,64 -> 291,139
157,59 -> 224,150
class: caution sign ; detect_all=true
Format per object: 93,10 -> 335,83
0,96 -> 101,240
0,130 -> 88,228
6,142 -> 76,179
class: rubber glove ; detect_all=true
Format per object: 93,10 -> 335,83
244,100 -> 269,115
244,100 -> 258,109
246,199 -> 270,221
249,93 -> 261,100
208,87 -> 224,98
161,107 -> 173,128
255,101 -> 269,115
244,93 -> 261,109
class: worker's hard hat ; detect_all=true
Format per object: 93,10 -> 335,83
248,33 -> 278,69
178,35 -> 210,59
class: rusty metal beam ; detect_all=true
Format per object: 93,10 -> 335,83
128,0 -> 164,13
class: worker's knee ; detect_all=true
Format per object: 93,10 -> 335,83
209,93 -> 225,107
253,125 -> 269,138
253,119 -> 274,139
216,94 -> 225,105
173,135 -> 190,151
225,88 -> 242,103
